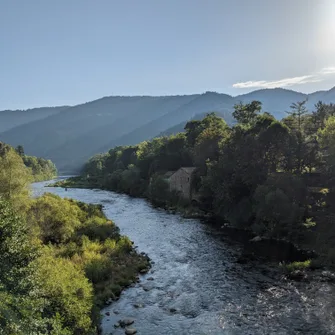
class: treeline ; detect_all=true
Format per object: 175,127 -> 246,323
15,145 -> 58,181
0,143 -> 149,334
81,100 -> 335,264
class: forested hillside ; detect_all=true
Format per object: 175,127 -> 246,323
0,143 -> 149,334
0,143 -> 57,182
0,106 -> 68,133
1,87 -> 334,173
78,100 -> 335,266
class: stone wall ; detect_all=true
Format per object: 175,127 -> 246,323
169,169 -> 192,200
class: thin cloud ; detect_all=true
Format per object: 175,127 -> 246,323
233,75 -> 320,89
233,66 -> 335,89
319,66 -> 335,75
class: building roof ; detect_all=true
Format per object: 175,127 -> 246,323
163,167 -> 196,179
180,167 -> 196,174
163,171 -> 175,178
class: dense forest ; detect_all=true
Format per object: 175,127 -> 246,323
0,143 -> 149,334
73,100 -> 335,266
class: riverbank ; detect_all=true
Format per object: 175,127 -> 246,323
49,176 -> 329,276
31,190 -> 151,334
49,176 -> 206,214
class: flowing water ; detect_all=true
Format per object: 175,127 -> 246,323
32,180 -> 335,335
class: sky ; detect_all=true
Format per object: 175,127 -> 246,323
1,0 -> 335,110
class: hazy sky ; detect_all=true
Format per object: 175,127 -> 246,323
1,0 -> 335,109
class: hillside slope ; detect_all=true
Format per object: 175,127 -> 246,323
0,106 -> 68,132
0,87 -> 334,173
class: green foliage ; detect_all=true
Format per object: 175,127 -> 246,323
0,151 -> 149,334
0,144 -> 32,209
147,174 -> 170,206
23,154 -> 57,182
233,100 -> 262,125
0,199 -> 37,291
27,193 -> 84,244
318,116 -> 335,176
77,101 -> 335,267
281,260 -> 311,273
34,251 -> 94,333
253,174 -> 308,239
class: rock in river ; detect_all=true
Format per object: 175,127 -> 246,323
125,327 -> 137,335
133,303 -> 143,308
119,318 -> 135,327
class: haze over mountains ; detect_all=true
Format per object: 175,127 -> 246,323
1,87 -> 334,173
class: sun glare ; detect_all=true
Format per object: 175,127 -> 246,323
318,0 -> 335,52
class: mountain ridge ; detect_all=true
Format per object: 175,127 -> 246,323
1,86 -> 334,173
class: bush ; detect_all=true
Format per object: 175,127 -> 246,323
34,252 -> 94,334
75,218 -> 120,242
27,193 -> 84,244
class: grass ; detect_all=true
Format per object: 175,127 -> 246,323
281,259 -> 311,273
48,176 -> 97,189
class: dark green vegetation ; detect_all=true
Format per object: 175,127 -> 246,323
0,145 -> 149,334
79,100 -> 335,266
1,87 -> 334,173
51,176 -> 93,189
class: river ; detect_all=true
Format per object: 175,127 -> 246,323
32,180 -> 335,335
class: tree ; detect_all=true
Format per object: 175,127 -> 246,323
0,146 -> 32,209
232,101 -> 262,125
34,252 -> 93,334
0,199 -> 37,292
27,193 -> 83,244
147,174 -> 170,206
15,145 -> 25,157
0,199 -> 44,335
283,100 -> 310,173
254,115 -> 290,172
286,100 -> 308,132
253,173 -> 308,240
318,116 -> 335,176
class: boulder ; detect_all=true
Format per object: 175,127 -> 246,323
287,270 -> 307,281
250,236 -> 262,242
120,318 -> 135,327
147,277 -> 154,281
133,303 -> 143,308
125,327 -> 137,335
321,271 -> 335,282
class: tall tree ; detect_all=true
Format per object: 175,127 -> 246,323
232,101 -> 262,125
286,100 -> 308,132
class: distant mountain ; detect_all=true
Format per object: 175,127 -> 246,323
0,87 -> 334,173
0,106 -> 69,132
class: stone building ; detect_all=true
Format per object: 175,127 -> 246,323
164,167 -> 196,200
